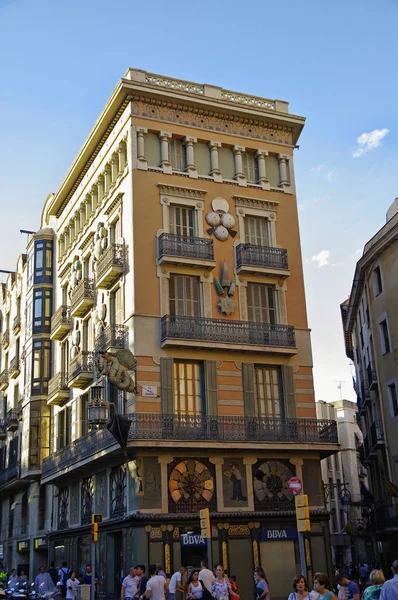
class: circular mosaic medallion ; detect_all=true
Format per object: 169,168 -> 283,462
169,459 -> 214,504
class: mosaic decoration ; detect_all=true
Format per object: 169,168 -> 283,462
228,524 -> 250,536
253,459 -> 295,511
222,459 -> 248,507
168,458 -> 216,512
206,198 -> 237,241
93,222 -> 109,262
214,260 -> 236,315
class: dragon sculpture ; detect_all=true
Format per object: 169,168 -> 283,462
96,349 -> 137,392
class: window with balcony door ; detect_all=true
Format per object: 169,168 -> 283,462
254,365 -> 284,418
58,406 -> 71,450
82,316 -> 93,352
244,216 -> 270,246
110,287 -> 123,326
247,283 -> 277,324
169,139 -> 186,172
169,205 -> 196,237
242,152 -> 259,183
169,274 -> 201,317
174,360 -> 204,416
61,340 -> 69,377
110,217 -> 122,244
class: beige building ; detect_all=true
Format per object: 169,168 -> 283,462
0,69 -> 339,596
341,197 -> 398,572
317,400 -> 372,567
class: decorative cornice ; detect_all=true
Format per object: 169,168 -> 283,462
104,193 -> 123,216
233,195 -> 279,212
58,259 -> 72,280
80,231 -> 95,253
157,183 -> 207,200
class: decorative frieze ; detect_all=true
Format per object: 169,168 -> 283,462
157,183 -> 207,200
233,195 -> 279,212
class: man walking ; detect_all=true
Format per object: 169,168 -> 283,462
135,565 -> 148,600
199,560 -> 215,595
47,562 -> 58,586
142,564 -> 168,600
35,566 -> 57,594
168,568 -> 186,600
380,560 -> 398,600
122,568 -> 139,600
58,562 -> 69,598
335,574 -> 360,600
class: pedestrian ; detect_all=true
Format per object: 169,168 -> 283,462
363,570 -> 385,600
135,565 -> 148,600
380,560 -> 398,600
156,565 -> 166,580
35,566 -> 57,594
8,569 -> 18,588
168,567 -> 186,600
254,567 -> 269,600
288,575 -> 310,600
211,565 -> 238,600
230,576 -> 239,597
58,562 -> 69,598
313,573 -> 338,600
198,560 -> 215,598
66,570 -> 79,600
187,570 -> 203,600
18,569 -> 28,586
141,564 -> 168,600
360,564 -> 369,590
47,562 -> 58,586
335,573 -> 360,600
122,567 -> 139,600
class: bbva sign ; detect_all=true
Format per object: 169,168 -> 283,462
260,528 -> 297,541
181,534 -> 207,546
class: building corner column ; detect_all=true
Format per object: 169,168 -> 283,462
136,127 -> 148,170
278,154 -> 291,191
159,131 -> 172,174
209,141 -> 222,182
233,145 -> 247,186
256,150 -> 271,190
183,136 -> 198,178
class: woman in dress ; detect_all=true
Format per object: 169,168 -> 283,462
211,566 -> 239,600
362,570 -> 385,600
187,570 -> 203,600
288,575 -> 309,600
313,573 -> 338,600
18,569 -> 28,586
254,567 -> 270,600
66,570 -> 80,600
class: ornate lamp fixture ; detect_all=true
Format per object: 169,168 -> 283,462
88,385 -> 109,427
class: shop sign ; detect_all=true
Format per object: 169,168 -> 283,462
34,537 -> 48,550
260,527 -> 297,541
181,533 -> 206,546
17,540 -> 30,552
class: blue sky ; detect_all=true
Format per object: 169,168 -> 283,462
1,0 -> 397,402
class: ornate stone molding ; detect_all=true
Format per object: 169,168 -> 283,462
79,231 -> 95,253
104,193 -> 123,216
157,183 -> 207,200
145,74 -> 205,96
233,195 -> 279,212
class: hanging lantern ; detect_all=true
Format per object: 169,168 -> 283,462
88,386 -> 109,426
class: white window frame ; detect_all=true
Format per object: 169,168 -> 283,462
234,196 -> 278,247
160,194 -> 204,237
378,312 -> 391,355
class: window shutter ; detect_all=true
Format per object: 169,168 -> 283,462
205,360 -> 218,416
160,357 -> 174,414
282,365 -> 297,418
242,363 -> 256,417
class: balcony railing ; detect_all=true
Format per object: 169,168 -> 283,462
0,461 -> 20,488
42,413 -> 338,478
12,315 -> 21,335
48,373 -> 69,405
50,305 -> 71,340
161,315 -> 296,350
1,329 -> 10,349
370,420 -> 384,448
0,369 -> 9,391
95,325 -> 128,352
9,356 -> 20,379
0,419 -> 6,440
68,352 -> 94,388
158,233 -> 215,263
6,409 -> 18,432
96,243 -> 124,288
236,243 -> 289,272
71,279 -> 95,317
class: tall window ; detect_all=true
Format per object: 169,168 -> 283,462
81,394 -> 89,435
33,288 -> 52,333
388,382 -> 398,417
82,317 -> 93,352
379,319 -> 391,354
373,266 -> 383,296
110,287 -> 123,325
58,406 -> 71,450
247,283 -> 277,324
254,365 -> 284,417
61,340 -> 69,376
170,275 -> 200,317
34,240 -> 53,284
244,216 -> 270,246
169,139 -> 186,171
110,217 -> 122,244
170,205 -> 195,237
32,339 -> 51,395
242,152 -> 259,183
174,361 -> 203,416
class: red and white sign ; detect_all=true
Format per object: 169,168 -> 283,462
287,477 -> 303,496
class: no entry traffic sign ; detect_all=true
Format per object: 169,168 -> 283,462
287,476 -> 303,495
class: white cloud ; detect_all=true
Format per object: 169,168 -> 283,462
325,170 -> 335,181
310,164 -> 324,173
298,203 -> 305,213
308,250 -> 331,268
352,128 -> 390,158
355,248 -> 362,257
312,196 -> 326,204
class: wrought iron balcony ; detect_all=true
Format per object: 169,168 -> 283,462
367,362 -> 378,391
9,356 -> 20,379
50,305 -> 71,340
1,329 -> 10,349
48,373 -> 69,405
96,243 -> 124,289
157,233 -> 215,269
0,419 -> 6,441
68,352 -> 94,389
370,420 -> 384,449
0,369 -> 9,391
12,315 -> 21,335
95,325 -> 128,352
70,279 -> 95,318
6,409 -> 18,432
236,243 -> 289,276
161,315 -> 296,353
0,461 -> 20,488
42,413 -> 338,479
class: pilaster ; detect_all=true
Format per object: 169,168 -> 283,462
159,131 -> 172,174
183,136 -> 198,178
233,145 -> 247,186
209,141 -> 222,182
136,127 -> 148,170
255,150 -> 271,190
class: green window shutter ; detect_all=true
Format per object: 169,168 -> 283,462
242,363 -> 255,417
282,365 -> 297,418
160,358 -> 174,414
205,360 -> 218,416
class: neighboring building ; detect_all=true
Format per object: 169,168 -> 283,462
317,400 -> 372,567
341,197 -> 398,571
0,69 -> 339,597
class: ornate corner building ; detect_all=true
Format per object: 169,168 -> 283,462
0,70 -> 339,597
